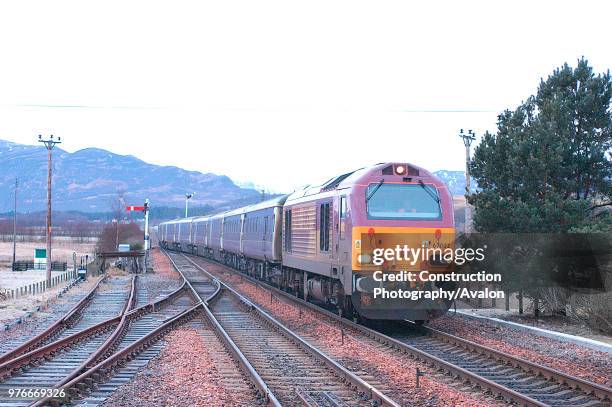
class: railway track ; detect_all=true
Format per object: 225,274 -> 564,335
184,252 -> 612,407
28,275 -> 198,406
59,278 -> 134,333
0,276 -> 134,373
390,324 -> 610,407
132,270 -> 183,309
165,251 -> 399,407
0,277 -> 109,363
7,246 -> 606,407
0,265 -> 203,407
0,249 -> 222,407
0,276 -> 137,406
70,292 -> 196,406
211,290 -> 382,406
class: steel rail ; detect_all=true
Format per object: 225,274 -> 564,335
0,316 -> 121,380
0,276 -> 131,381
423,325 -> 612,402
50,275 -> 139,390
29,256 -> 195,406
164,250 -> 280,407
0,276 -> 107,365
0,276 -> 136,406
185,254 -> 612,407
32,304 -> 202,407
207,263 -> 548,406
179,252 -> 400,407
30,273 -> 194,406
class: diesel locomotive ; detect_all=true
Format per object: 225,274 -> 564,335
159,162 -> 456,322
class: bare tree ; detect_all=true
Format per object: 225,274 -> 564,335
97,222 -> 143,252
106,189 -> 127,250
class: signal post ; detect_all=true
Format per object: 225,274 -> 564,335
126,200 -> 151,271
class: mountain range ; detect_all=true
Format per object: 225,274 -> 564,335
0,139 -> 470,213
0,140 -> 261,212
433,169 -> 473,196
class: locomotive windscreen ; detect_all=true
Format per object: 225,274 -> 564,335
366,183 -> 442,220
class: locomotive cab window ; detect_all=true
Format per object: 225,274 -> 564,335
366,183 -> 442,220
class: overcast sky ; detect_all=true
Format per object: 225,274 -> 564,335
0,0 -> 610,193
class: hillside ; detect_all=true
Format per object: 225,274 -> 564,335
433,170 -> 476,196
0,140 -> 261,212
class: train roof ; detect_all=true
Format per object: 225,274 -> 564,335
285,162 -> 436,203
159,216 -> 198,225
164,195 -> 291,224
209,195 -> 290,219
242,194 -> 289,212
160,163 -> 442,222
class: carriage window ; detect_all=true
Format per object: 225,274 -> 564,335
340,196 -> 346,219
319,203 -> 330,252
284,209 -> 292,252
263,216 -> 268,240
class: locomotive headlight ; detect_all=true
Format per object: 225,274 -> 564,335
395,165 -> 405,175
357,254 -> 372,264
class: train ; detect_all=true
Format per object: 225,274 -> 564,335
159,162 -> 457,322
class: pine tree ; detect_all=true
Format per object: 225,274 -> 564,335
467,59 -> 611,308
469,58 -> 611,233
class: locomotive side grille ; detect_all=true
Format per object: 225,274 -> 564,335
291,205 -> 317,256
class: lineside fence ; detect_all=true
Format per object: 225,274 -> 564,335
12,261 -> 68,271
0,269 -> 78,301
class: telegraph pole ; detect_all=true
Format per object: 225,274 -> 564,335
12,178 -> 17,267
38,135 -> 61,285
459,129 -> 476,234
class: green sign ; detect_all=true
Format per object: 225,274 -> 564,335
35,248 -> 46,259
